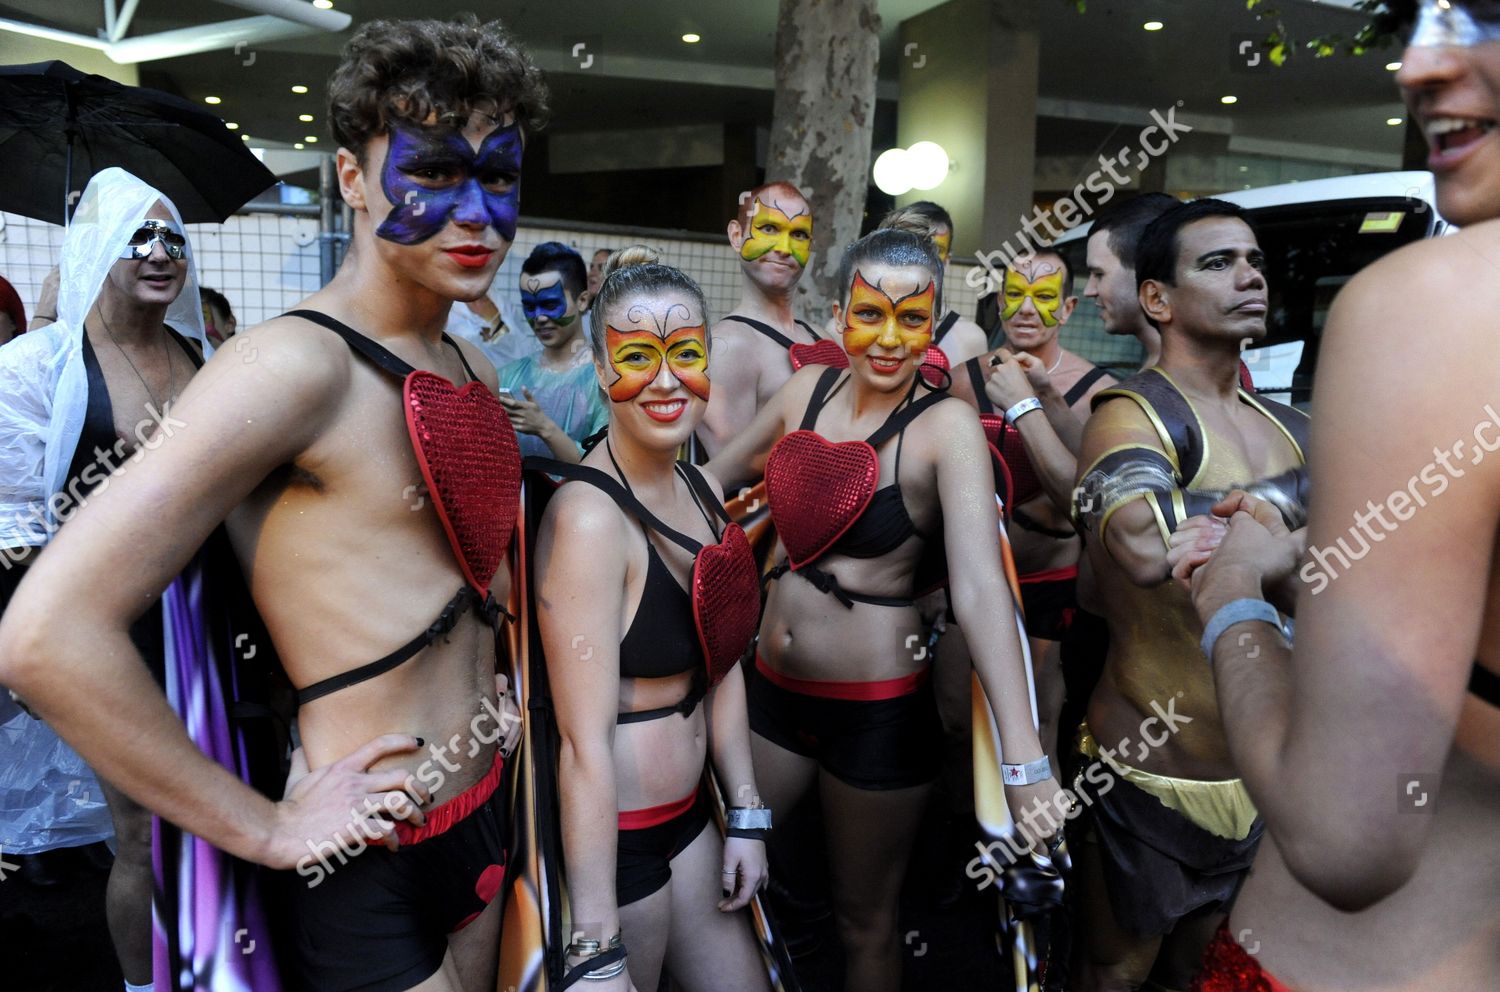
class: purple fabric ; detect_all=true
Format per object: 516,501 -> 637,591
152,562 -> 281,991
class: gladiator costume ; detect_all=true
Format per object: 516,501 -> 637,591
1070,366 -> 1309,938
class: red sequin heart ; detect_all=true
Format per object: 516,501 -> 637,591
692,523 -> 760,687
764,430 -> 879,569
788,339 -> 849,371
920,345 -> 950,387
404,372 -> 522,592
994,419 -> 1042,506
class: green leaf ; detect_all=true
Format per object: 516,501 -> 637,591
1269,42 -> 1287,66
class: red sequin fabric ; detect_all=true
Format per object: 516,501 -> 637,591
692,523 -> 760,686
919,345 -> 950,387
788,339 -> 850,371
404,371 -> 522,592
1191,922 -> 1294,992
982,413 -> 1043,506
764,430 -> 880,569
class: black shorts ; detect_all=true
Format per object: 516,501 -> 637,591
279,753 -> 507,992
1081,771 -> 1262,938
748,655 -> 941,791
616,788 -> 712,907
1018,565 -> 1078,642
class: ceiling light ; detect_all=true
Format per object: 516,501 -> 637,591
682,33 -> 701,44
225,121 -> 240,130
1387,117 -> 1404,126
905,141 -> 950,191
241,134 -> 249,141
312,0 -> 334,8
294,142 -> 305,149
299,114 -> 314,122
873,148 -> 913,197
205,95 -> 222,105
1143,20 -> 1164,31
291,84 -> 309,94
1221,95 -> 1238,105
305,135 -> 319,143
1386,61 -> 1402,71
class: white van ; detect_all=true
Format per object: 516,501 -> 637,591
1049,171 -> 1448,407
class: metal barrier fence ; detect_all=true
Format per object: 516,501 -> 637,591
2,197 -> 1134,369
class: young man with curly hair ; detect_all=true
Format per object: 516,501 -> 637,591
0,17 -> 548,992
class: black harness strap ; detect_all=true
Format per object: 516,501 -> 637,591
723,313 -> 798,350
965,357 -> 997,415
934,310 -> 959,344
1063,365 -> 1109,407
294,586 -> 500,706
1471,663 -> 1500,708
284,308 -> 480,384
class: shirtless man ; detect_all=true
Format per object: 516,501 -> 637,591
1168,4 -> 1500,988
697,182 -> 825,457
964,251 -> 1116,759
1069,199 -> 1309,992
0,18 -> 545,992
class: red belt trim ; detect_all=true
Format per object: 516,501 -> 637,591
394,750 -> 505,846
1018,564 -> 1080,585
1192,922 -> 1296,992
618,789 -> 698,831
755,653 -> 928,701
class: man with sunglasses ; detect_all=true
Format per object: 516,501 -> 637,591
1172,3 -> 1500,989
0,170 -> 207,992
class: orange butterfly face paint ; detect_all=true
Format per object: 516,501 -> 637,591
840,271 -> 936,357
605,324 -> 710,402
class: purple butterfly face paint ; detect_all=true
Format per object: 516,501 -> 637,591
377,121 -> 522,246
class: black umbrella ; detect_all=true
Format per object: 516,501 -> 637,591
0,60 -> 279,225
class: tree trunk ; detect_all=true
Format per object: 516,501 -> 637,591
765,0 -> 881,315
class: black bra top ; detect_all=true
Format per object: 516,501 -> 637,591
282,310 -> 501,708
796,368 -> 944,560
722,313 -> 820,350
934,311 -> 958,345
1471,662 -> 1500,708
526,448 -> 735,723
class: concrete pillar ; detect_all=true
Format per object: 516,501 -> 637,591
896,0 -> 1039,269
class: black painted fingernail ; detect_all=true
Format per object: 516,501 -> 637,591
415,737 -> 425,747
722,888 -> 731,898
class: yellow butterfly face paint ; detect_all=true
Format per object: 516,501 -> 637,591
740,200 -> 813,268
1001,266 -> 1065,327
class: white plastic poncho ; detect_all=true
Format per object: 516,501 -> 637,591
0,168 -> 206,854
0,167 -> 206,549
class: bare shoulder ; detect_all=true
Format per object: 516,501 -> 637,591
1080,392 -> 1163,460
943,319 -> 990,364
449,333 -> 500,391
541,476 -> 630,549
916,388 -> 985,446
194,313 -> 352,414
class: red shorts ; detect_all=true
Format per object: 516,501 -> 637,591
1191,922 -> 1294,992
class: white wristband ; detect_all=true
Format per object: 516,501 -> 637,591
1001,757 -> 1053,785
1004,397 -> 1043,426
